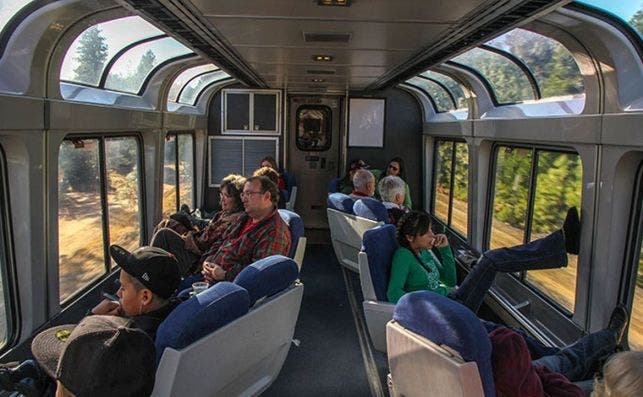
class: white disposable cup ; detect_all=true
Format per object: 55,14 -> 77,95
192,281 -> 209,295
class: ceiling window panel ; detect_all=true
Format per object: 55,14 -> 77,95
452,47 -> 535,104
421,70 -> 468,110
104,37 -> 192,94
168,64 -> 217,102
577,1 -> 642,37
60,16 -> 164,87
178,70 -> 230,105
0,0 -> 34,35
406,76 -> 454,112
486,29 -> 584,99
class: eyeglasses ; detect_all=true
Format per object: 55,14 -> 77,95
241,191 -> 264,198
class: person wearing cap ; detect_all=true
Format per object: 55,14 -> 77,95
349,169 -> 377,200
200,175 -> 291,284
31,315 -> 156,397
90,245 -> 181,340
338,159 -> 368,194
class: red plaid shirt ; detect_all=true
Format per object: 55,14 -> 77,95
204,209 -> 291,280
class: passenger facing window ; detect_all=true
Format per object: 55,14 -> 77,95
58,137 -> 143,302
432,140 -> 469,237
489,146 -> 582,312
162,133 -> 195,217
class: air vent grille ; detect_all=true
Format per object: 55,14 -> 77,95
306,69 -> 336,75
303,32 -> 351,43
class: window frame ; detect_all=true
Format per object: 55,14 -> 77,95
486,142 -> 582,315
620,161 -> 643,347
431,138 -> 469,239
295,104 -> 333,152
58,134 -> 146,305
0,147 -> 18,353
164,131 -> 196,213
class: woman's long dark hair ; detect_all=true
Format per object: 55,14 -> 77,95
396,211 -> 433,272
388,156 -> 406,180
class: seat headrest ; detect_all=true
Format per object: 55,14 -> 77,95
327,193 -> 355,213
362,224 -> 397,301
353,198 -> 388,222
233,255 -> 299,306
278,209 -> 304,258
394,291 -> 495,397
155,282 -> 250,363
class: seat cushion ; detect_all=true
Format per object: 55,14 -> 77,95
278,209 -> 304,258
362,224 -> 398,301
327,193 -> 355,213
394,291 -> 495,397
353,198 -> 388,222
233,255 -> 299,306
155,282 -> 250,363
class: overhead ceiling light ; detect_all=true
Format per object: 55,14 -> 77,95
313,55 -> 333,62
311,78 -> 325,82
318,0 -> 350,6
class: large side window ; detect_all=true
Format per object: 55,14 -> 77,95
58,137 -> 143,302
0,149 -> 14,351
162,132 -> 195,217
433,139 -> 469,237
489,145 -> 582,312
626,163 -> 643,350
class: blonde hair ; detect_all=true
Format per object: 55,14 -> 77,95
592,351 -> 643,397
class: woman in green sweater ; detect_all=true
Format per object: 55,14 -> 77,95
387,209 -> 580,312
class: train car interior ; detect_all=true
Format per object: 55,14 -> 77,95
0,0 -> 641,395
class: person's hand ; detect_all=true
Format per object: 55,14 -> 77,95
91,299 -> 120,315
434,234 -> 450,248
201,261 -> 227,283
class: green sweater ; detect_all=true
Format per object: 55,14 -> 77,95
387,246 -> 456,304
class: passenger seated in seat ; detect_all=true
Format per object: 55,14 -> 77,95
491,305 -> 631,397
200,176 -> 291,284
375,157 -> 412,209
349,169 -> 376,200
90,245 -> 181,340
260,156 -> 285,190
151,174 -> 246,277
31,315 -> 157,397
378,175 -> 409,225
338,159 -> 367,194
387,208 -> 581,313
253,166 -> 286,209
0,246 -> 179,395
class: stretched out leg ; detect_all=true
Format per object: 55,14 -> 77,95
450,230 -> 568,312
150,228 -> 199,277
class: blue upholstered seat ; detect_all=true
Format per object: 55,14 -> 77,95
394,291 -> 496,397
353,198 -> 388,222
155,282 -> 250,363
233,255 -> 299,306
327,193 -> 355,213
362,224 -> 398,301
278,209 -> 304,258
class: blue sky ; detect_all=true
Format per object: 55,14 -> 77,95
578,0 -> 641,20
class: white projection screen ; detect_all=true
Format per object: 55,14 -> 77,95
348,98 -> 385,147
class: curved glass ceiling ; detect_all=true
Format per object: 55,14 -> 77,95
168,64 -> 217,102
452,47 -> 535,104
486,29 -> 584,99
406,76 -> 454,112
420,71 -> 468,110
0,0 -> 34,36
61,16 -> 164,86
104,37 -> 191,93
576,1 -> 642,37
178,70 -> 230,104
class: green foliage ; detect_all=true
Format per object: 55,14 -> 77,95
631,9 -> 643,35
493,147 -> 532,228
59,142 -> 99,193
73,27 -> 108,85
107,50 -> 158,92
106,138 -> 138,175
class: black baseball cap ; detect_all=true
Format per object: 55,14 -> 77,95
349,158 -> 369,171
110,245 -> 180,299
31,315 -> 156,397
